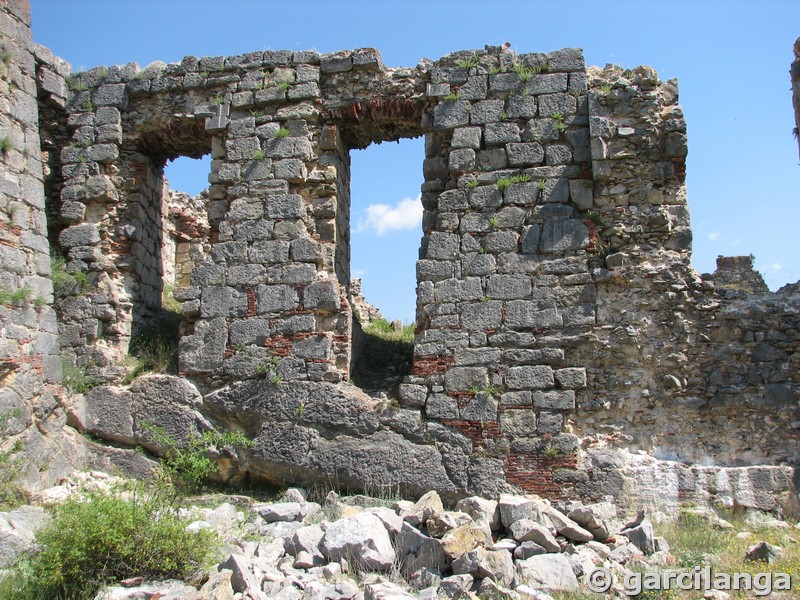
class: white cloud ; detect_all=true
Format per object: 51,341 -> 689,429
352,268 -> 368,278
707,232 -> 722,242
764,262 -> 783,271
355,195 -> 423,235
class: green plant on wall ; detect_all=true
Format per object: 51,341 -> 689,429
456,51 -> 479,69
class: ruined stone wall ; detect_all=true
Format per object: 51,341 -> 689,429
2,9 -> 798,512
793,37 -> 800,160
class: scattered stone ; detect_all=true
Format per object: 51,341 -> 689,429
516,554 -> 579,592
321,512 -> 396,571
744,541 -> 782,564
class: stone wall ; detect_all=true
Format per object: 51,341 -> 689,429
1,5 -> 798,513
0,0 -> 65,485
793,36 -> 800,159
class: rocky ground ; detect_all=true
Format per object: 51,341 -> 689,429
0,472 -> 797,599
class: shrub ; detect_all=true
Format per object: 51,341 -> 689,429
141,423 -> 254,496
51,253 -> 89,297
123,313 -> 181,383
62,361 -> 102,394
0,491 -> 217,600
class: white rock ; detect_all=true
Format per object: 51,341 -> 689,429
516,554 -> 579,592
321,512 -> 396,571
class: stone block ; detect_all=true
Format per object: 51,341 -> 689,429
506,142 -> 544,167
468,186 -> 502,209
484,231 -> 518,253
433,100 -> 470,130
452,126 -> 482,149
531,390 -> 575,410
58,223 -> 99,248
506,366 -> 554,390
445,367 -> 489,392
230,317 -> 271,345
459,76 -> 488,100
265,194 -> 305,218
426,393 -> 459,420
505,96 -> 537,119
256,284 -> 299,313
545,144 -> 573,165
469,99 -> 504,125
448,148 -> 475,171
200,286 -> 247,318
538,93 -> 577,117
304,281 -> 341,312
179,317 -> 227,374
484,123 -> 520,146
486,274 -> 530,300
554,368 -> 587,389
568,180 -> 593,210
547,48 -> 585,72
476,148 -> 507,171
504,300 -> 563,329
521,225 -> 541,254
539,219 -> 589,254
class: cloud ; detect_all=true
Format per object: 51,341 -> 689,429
355,195 -> 423,235
351,268 -> 368,278
707,232 -> 722,242
763,262 -> 783,271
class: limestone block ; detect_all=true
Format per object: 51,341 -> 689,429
484,122 -> 520,146
469,99 -> 504,125
433,100 -> 470,130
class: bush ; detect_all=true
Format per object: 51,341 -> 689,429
123,313 -> 181,383
0,490 -> 217,600
142,423 -> 255,496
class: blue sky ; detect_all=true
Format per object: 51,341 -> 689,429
30,1 -> 800,322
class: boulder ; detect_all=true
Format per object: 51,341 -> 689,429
567,501 -> 618,540
621,518 -> 656,555
515,554 -> 579,592
440,523 -> 493,560
396,521 -> 449,575
439,574 -> 474,599
455,496 -> 501,531
256,502 -> 307,523
745,541 -> 782,564
364,582 -> 417,600
401,490 -> 444,527
321,512 -> 396,571
498,494 -> 547,528
514,541 -> 548,560
427,511 -> 474,538
508,520 -> 560,552
541,507 -> 593,543
95,580 -> 200,600
452,547 -> 514,587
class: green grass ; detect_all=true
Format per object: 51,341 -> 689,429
0,287 -> 31,307
443,92 -> 460,102
273,127 -> 290,139
0,410 -> 27,510
277,81 -> 291,92
62,361 -> 102,394
252,148 -> 265,160
0,136 -> 12,153
122,313 -> 181,384
496,174 -> 532,191
456,52 -> 479,69
51,254 -> 90,297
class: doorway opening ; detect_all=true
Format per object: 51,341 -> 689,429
348,137 -> 424,392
